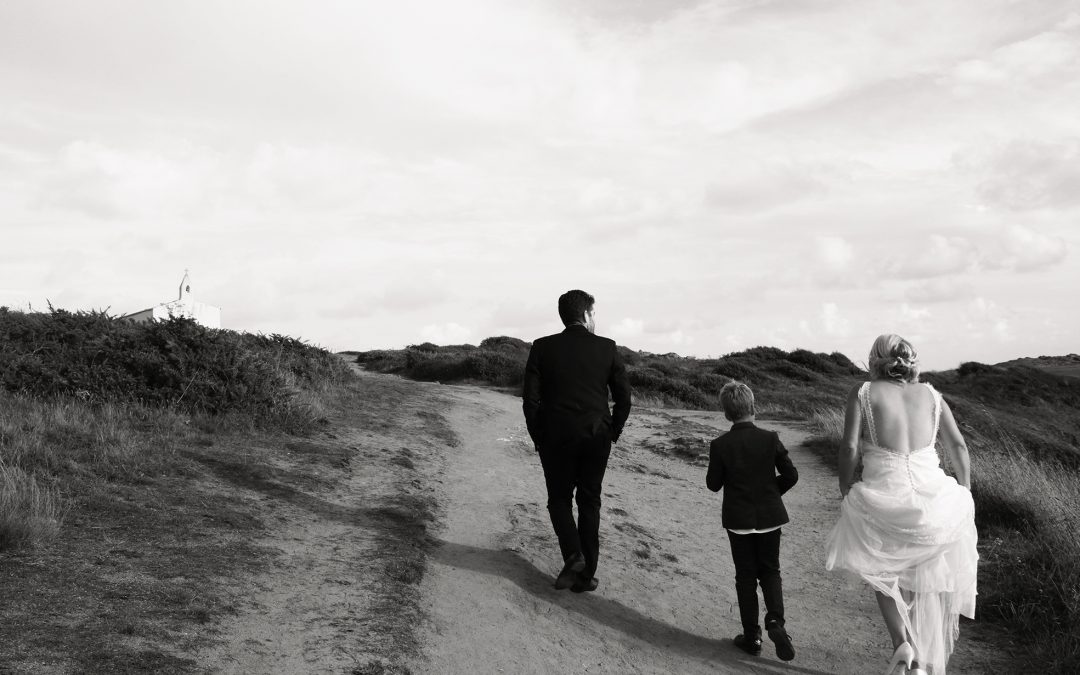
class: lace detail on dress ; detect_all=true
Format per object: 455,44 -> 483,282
926,382 -> 942,442
858,382 -> 878,446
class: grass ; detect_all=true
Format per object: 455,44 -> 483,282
357,340 -> 864,419
0,463 -> 64,550
0,308 -> 446,671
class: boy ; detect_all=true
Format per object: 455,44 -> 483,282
706,381 -> 798,661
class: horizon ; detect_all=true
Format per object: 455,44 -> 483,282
3,1 -> 1078,373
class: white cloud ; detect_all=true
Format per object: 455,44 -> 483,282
905,278 -> 976,304
900,303 -> 931,321
822,302 -> 850,337
964,297 -> 1014,343
704,163 -> 826,213
610,317 -> 644,338
949,27 -> 1080,90
420,322 -> 472,345
968,139 -> 1080,212
886,235 -> 977,279
998,225 -> 1068,272
816,235 -> 855,269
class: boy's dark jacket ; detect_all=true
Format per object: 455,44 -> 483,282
706,421 -> 798,530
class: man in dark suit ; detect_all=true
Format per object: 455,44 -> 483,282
707,381 -> 798,661
523,290 -> 632,593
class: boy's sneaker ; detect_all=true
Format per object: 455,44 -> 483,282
766,621 -> 795,661
733,627 -> 762,656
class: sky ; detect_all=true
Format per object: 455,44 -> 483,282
1,0 -> 1078,371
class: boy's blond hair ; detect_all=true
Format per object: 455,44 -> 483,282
720,381 -> 755,421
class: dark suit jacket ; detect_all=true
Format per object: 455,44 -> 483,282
522,325 -> 632,448
706,421 -> 798,530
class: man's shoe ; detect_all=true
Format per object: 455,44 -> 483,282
570,575 -> 599,593
554,554 -> 586,590
733,629 -> 762,656
766,623 -> 795,662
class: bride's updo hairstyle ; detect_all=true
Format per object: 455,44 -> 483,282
868,334 -> 920,383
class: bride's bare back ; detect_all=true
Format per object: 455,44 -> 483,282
839,377 -> 970,494
866,381 -> 937,452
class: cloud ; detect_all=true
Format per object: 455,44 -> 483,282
900,303 -> 931,321
816,236 -> 855,270
949,24 -> 1080,90
964,297 -> 1014,343
610,317 -> 644,339
966,139 -> 1080,212
420,322 -> 472,345
34,139 -> 224,220
997,225 -> 1068,272
822,302 -> 850,337
704,163 -> 826,213
905,278 -> 976,304
379,282 -> 449,312
886,235 -> 977,279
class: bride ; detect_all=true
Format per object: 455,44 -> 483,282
825,335 -> 978,674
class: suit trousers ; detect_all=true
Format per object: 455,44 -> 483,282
538,432 -> 611,580
727,528 -> 785,633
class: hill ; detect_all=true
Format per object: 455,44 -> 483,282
996,353 -> 1080,379
357,337 -> 865,419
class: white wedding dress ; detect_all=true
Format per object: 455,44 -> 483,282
825,382 -> 978,674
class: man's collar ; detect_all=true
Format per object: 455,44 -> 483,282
731,421 -> 757,430
563,324 -> 589,332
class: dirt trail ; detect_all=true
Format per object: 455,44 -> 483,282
408,381 -> 1008,675
192,371 -> 1010,674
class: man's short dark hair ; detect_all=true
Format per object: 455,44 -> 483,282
558,290 -> 595,326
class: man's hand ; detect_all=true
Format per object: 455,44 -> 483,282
534,442 -> 541,454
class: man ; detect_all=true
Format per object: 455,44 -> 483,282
523,290 -> 632,593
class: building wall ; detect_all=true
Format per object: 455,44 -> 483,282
152,300 -> 221,329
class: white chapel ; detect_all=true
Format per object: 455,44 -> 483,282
122,271 -> 222,328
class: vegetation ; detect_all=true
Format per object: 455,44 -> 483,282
0,307 -> 360,671
359,339 -> 1080,673
0,306 -> 351,430
357,339 -> 864,418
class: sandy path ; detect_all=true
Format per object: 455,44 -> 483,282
408,382 -> 1005,675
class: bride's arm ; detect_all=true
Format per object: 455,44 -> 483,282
838,384 -> 862,497
938,399 -> 971,489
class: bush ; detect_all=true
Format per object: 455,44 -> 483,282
688,372 -> 732,395
0,308 -> 351,430
958,361 -> 997,377
767,361 -> 820,383
479,336 -> 530,353
712,359 -> 758,382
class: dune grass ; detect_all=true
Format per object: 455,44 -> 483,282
358,340 -> 864,419
0,462 -> 64,550
0,309 -> 371,671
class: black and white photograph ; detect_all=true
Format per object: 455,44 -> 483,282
1,1 -> 1077,673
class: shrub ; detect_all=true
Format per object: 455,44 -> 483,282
688,372 -> 732,395
743,346 -> 789,361
958,361 -> 997,377
712,359 -> 758,382
766,361 -> 820,383
0,308 -> 351,431
479,336 -> 530,353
